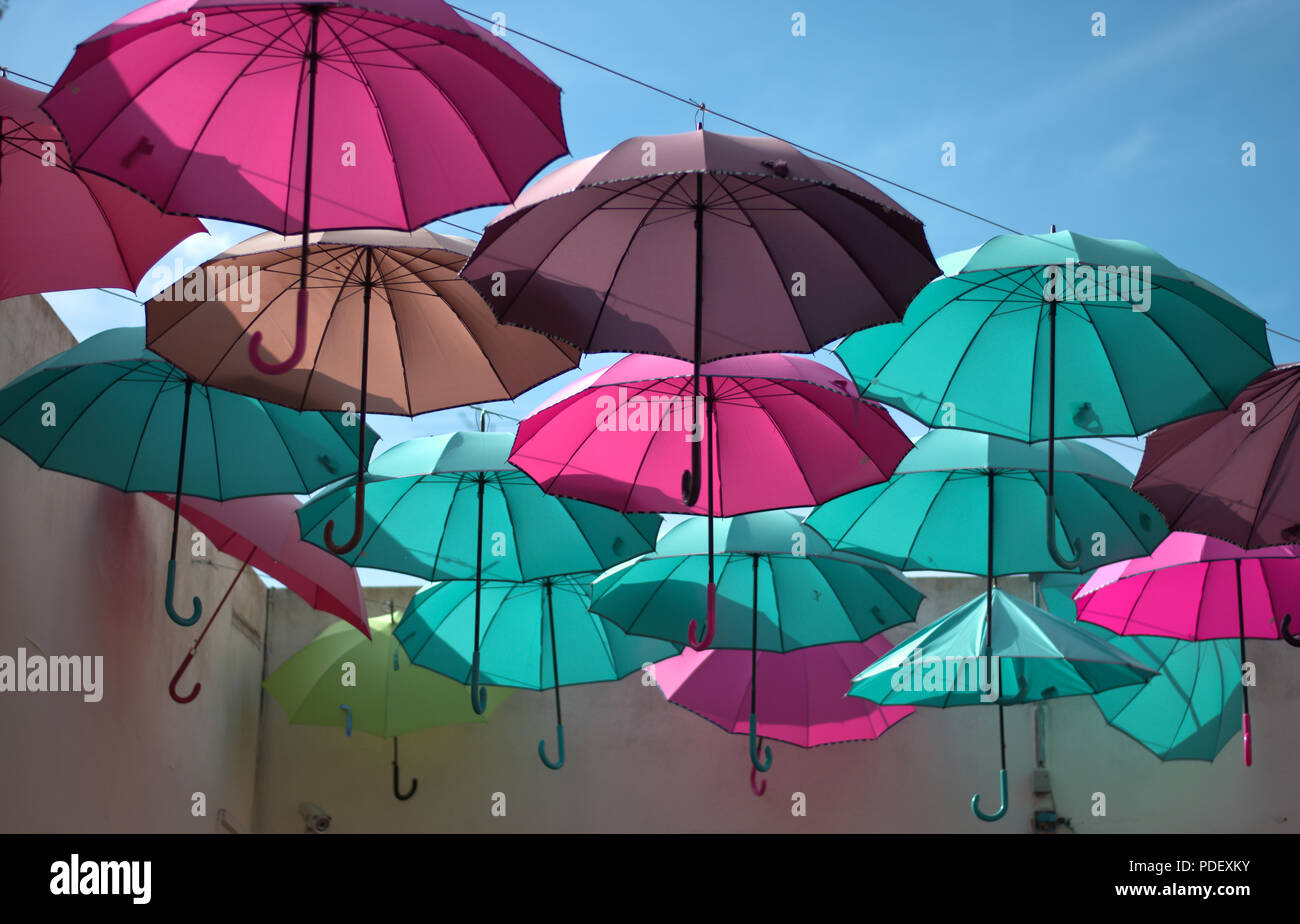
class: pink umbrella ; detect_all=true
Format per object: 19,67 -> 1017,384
1074,531 -> 1300,765
512,353 -> 913,648
0,74 -> 203,302
651,637 -> 914,795
148,491 -> 369,703
43,0 -> 566,373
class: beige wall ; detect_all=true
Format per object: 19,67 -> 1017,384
254,576 -> 1300,834
0,295 -> 265,833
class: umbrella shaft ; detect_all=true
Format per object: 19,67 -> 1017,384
170,377 -> 194,560
1236,558 -> 1250,714
751,554 -> 759,715
546,580 -> 562,724
298,8 -> 322,285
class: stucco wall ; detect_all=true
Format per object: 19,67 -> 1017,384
0,295 -> 265,833
254,576 -> 1300,834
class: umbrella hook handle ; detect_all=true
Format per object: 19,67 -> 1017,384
971,769 -> 1008,822
538,722 -> 565,770
392,761 -> 417,800
248,288 -> 309,375
687,582 -> 716,650
168,647 -> 200,704
748,714 -> 772,772
681,438 -> 702,506
1044,495 -> 1083,569
324,478 -> 365,554
469,650 -> 489,715
1280,613 -> 1300,648
749,765 -> 767,797
164,559 -> 202,627
339,703 -> 352,737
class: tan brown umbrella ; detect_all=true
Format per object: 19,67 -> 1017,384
144,228 -> 580,553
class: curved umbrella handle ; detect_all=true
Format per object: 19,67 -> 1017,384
324,478 -> 365,554
392,761 -> 418,800
1044,495 -> 1083,569
469,650 -> 488,715
687,582 -> 717,650
971,768 -> 1008,822
1243,712 -> 1252,767
749,765 -> 767,797
1280,613 -> 1300,648
168,649 -> 200,704
681,437 -> 702,506
748,714 -> 772,772
339,704 -> 352,737
249,288 -> 308,375
538,722 -> 565,770
164,559 -> 202,627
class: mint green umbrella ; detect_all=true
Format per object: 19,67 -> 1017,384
590,510 -> 922,775
298,430 -> 661,713
837,230 -> 1272,568
0,327 -> 376,627
806,429 -> 1168,575
396,575 -> 679,769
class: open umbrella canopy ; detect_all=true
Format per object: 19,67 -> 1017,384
849,588 -> 1157,708
589,510 -> 922,651
0,74 -> 204,302
805,429 -> 1168,575
836,230 -> 1273,441
1135,363 -> 1300,548
509,352 -> 912,515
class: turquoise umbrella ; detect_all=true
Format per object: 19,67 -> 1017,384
806,429 -> 1168,575
298,430 -> 661,712
0,327 -> 375,626
590,510 -> 922,774
395,575 -> 680,769
837,229 -> 1272,567
850,588 -> 1156,819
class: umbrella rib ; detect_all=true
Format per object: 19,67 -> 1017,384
1244,392 -> 1300,544
11,362 -> 134,475
205,385 -> 225,499
301,246 -> 367,409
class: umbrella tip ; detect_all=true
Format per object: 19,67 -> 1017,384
761,159 -> 790,178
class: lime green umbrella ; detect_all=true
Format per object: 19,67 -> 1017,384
298,430 -> 661,713
396,575 -> 679,769
806,429 -> 1168,575
0,327 -> 376,627
263,612 -> 509,800
837,230 -> 1272,568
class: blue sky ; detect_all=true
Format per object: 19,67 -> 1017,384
2,0 -> 1297,585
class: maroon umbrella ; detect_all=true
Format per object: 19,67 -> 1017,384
0,74 -> 203,302
1135,363 -> 1300,549
461,129 -> 940,504
43,0 -> 567,374
148,491 -> 369,703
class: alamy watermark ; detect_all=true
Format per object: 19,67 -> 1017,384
890,647 -> 1001,703
1042,259 -> 1152,312
150,258 -> 262,312
0,648 -> 103,702
595,387 -> 705,443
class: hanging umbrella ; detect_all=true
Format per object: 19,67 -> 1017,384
146,228 -> 580,552
263,612 -> 510,800
43,0 -> 567,373
590,510 -> 922,778
0,327 -> 375,626
396,575 -> 679,769
805,428 -> 1168,576
650,637 -> 914,796
147,491 -> 369,702
511,352 -> 911,647
1074,532 -> 1300,765
836,229 -> 1273,568
1135,363 -> 1300,548
297,430 -> 661,712
462,128 -> 939,510
850,588 -> 1156,821
0,73 -> 203,301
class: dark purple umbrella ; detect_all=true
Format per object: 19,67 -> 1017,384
1135,363 -> 1300,549
461,129 -> 940,505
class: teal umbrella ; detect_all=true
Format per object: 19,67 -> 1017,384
850,588 -> 1156,819
590,510 -> 922,774
395,575 -> 680,769
806,429 -> 1168,575
837,229 -> 1272,568
0,327 -> 376,626
298,429 -> 661,712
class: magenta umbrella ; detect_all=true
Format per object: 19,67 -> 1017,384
43,0 -> 566,373
651,637 -> 913,795
1074,531 -> 1300,765
512,353 -> 913,648
148,491 -> 369,703
0,74 -> 203,302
